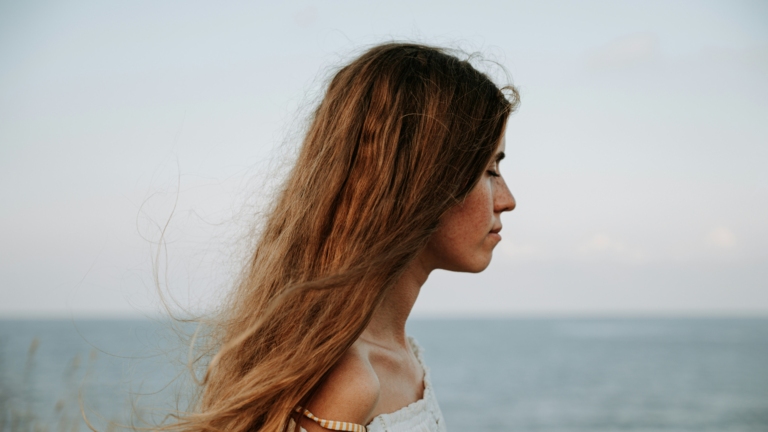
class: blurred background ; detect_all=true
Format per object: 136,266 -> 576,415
1,1 -> 767,431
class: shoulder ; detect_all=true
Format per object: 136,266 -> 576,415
300,342 -> 380,431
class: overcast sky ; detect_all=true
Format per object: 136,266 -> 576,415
1,0 -> 767,318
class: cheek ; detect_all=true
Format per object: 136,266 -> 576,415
425,181 -> 494,269
442,207 -> 484,245
451,181 -> 493,236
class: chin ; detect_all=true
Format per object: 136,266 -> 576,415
457,254 -> 493,273
431,246 -> 494,273
468,261 -> 492,273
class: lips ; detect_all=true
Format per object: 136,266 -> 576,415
490,226 -> 502,234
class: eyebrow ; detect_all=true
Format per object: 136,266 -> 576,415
495,152 -> 505,163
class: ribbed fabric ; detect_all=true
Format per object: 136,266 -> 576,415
290,336 -> 447,432
296,407 -> 368,431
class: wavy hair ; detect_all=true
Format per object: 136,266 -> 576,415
167,42 -> 519,432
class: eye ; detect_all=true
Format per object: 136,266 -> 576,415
487,161 -> 500,177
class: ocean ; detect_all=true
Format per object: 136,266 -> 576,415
1,318 -> 767,431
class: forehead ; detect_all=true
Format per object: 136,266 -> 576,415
496,135 -> 506,154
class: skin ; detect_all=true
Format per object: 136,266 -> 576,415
300,136 -> 515,431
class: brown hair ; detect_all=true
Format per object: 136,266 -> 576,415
169,42 -> 519,432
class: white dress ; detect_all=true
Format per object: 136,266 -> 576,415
294,336 -> 447,432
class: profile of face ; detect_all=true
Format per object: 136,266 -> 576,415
422,136 -> 516,273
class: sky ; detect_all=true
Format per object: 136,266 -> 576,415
1,0 -> 767,318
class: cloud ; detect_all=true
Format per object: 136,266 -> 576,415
706,226 -> 737,249
587,33 -> 659,70
579,233 -> 625,254
293,5 -> 319,27
577,233 -> 645,263
499,239 -> 538,259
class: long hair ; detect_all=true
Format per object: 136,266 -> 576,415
171,43 -> 519,432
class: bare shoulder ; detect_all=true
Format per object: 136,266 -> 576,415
299,342 -> 380,431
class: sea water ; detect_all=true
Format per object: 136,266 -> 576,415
1,318 -> 767,431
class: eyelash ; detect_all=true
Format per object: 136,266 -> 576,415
487,170 -> 500,177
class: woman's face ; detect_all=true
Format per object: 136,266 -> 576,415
423,136 -> 516,273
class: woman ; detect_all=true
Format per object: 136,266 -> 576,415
174,42 -> 518,432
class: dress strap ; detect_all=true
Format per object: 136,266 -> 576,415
294,407 -> 368,432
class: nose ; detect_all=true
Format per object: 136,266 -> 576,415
494,177 -> 516,213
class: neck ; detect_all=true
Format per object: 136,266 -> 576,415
362,255 -> 432,350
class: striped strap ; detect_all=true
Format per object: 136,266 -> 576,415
294,407 -> 368,432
